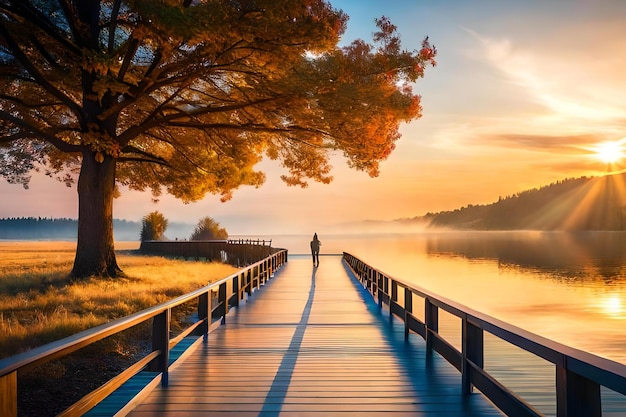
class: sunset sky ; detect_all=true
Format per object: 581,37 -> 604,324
1,0 -> 626,236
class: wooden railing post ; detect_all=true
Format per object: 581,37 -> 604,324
425,298 -> 438,351
404,287 -> 413,341
261,261 -> 267,284
239,272 -> 246,300
0,371 -> 17,417
390,280 -> 398,318
358,262 -> 365,285
218,282 -> 228,324
252,265 -> 258,289
150,309 -> 171,386
383,275 -> 389,298
376,271 -> 384,308
462,319 -> 484,395
232,275 -> 240,308
556,366 -> 601,417
246,269 -> 253,296
197,292 -> 210,343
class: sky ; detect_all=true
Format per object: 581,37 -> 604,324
2,0 -> 626,236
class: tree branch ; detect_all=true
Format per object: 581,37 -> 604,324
117,94 -> 286,145
119,144 -> 171,167
0,2 -> 81,55
107,0 -> 123,53
116,155 -> 171,166
0,110 -> 81,153
0,19 -> 83,123
0,94 -> 63,109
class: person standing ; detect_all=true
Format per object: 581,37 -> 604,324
310,233 -> 321,266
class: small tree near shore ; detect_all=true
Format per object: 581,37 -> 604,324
190,217 -> 228,241
140,211 -> 168,241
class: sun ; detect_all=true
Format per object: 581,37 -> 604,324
593,140 -> 625,164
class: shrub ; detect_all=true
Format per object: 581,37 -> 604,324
140,211 -> 168,241
190,217 -> 228,240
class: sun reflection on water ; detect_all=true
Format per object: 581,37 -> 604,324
597,294 -> 624,318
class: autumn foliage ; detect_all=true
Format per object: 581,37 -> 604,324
0,1 -> 436,277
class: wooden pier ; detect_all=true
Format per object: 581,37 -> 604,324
3,249 -> 625,416
126,255 -> 504,416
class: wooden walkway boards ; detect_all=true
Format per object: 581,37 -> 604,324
127,255 -> 504,416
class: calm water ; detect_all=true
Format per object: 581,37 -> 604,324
270,231 -> 626,365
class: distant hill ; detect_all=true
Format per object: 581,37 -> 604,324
405,172 -> 626,231
0,217 -> 194,241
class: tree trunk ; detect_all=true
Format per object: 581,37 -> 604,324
70,151 -> 124,278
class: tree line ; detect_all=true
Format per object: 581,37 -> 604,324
0,217 -> 138,240
0,214 -> 228,241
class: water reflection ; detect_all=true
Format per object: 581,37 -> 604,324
406,232 -> 626,364
424,231 -> 626,284
598,294 -> 623,316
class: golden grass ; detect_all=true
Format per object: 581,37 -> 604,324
0,241 -> 238,358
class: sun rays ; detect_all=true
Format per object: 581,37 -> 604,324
523,173 -> 626,231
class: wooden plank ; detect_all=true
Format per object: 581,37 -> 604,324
127,256 -> 504,416
0,371 -> 17,417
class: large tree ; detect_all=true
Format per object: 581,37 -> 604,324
0,0 -> 436,278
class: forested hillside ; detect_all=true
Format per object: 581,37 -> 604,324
418,173 -> 626,230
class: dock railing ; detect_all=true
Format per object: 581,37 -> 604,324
140,239 -> 277,266
343,252 -> 626,417
0,250 -> 288,417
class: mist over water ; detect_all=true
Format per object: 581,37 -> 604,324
269,231 -> 626,364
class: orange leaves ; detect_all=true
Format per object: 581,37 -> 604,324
1,1 -> 435,204
419,47 -> 434,60
301,15 -> 433,180
82,125 -> 121,158
419,37 -> 438,68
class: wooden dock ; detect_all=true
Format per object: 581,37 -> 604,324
126,255 -> 504,416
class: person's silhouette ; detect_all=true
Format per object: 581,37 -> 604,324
310,233 -> 321,266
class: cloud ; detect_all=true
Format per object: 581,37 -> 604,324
482,133 -> 607,153
464,25 -> 626,133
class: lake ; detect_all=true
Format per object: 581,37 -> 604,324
270,231 -> 626,365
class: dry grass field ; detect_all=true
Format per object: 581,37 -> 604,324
0,241 -> 238,358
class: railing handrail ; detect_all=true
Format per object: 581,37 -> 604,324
141,239 -> 273,245
0,249 -> 288,417
343,252 -> 626,417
